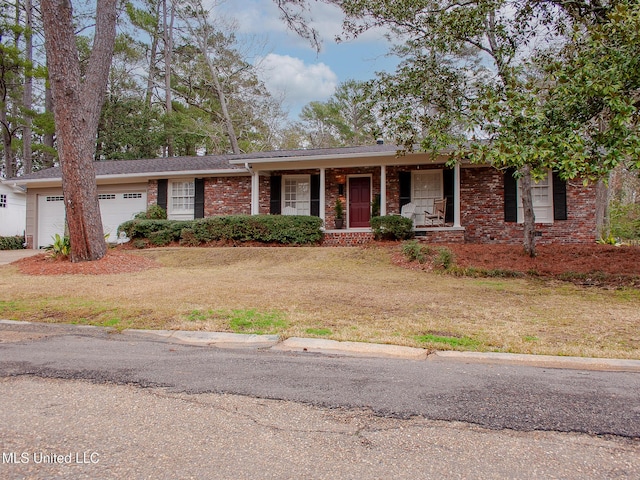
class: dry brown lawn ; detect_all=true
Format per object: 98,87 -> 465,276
2,246 -> 639,359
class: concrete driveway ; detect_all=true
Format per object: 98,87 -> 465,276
0,249 -> 41,265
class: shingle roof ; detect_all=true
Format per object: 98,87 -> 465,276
13,144 -> 402,181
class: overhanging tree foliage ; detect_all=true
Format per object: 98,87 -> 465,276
322,0 -> 556,256
540,1 -> 640,181
275,0 -> 640,255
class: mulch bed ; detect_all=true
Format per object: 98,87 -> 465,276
13,249 -> 160,276
11,243 -> 640,288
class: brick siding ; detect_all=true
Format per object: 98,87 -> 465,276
461,167 -> 597,245
143,165 -> 597,245
204,177 -> 251,216
322,231 -> 375,246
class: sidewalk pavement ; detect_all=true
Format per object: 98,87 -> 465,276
0,249 -> 40,265
3,320 -> 640,372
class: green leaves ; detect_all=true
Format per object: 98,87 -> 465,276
540,1 -> 640,181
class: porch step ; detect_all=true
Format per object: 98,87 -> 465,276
322,231 -> 375,246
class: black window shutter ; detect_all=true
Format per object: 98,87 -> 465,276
399,171 -> 411,208
194,178 -> 205,219
157,179 -> 168,211
443,168 -> 454,223
270,175 -> 282,215
504,168 -> 517,222
553,172 -> 567,221
310,174 -> 320,217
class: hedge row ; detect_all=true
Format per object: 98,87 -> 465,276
370,215 -> 414,240
118,215 -> 324,246
0,235 -> 25,250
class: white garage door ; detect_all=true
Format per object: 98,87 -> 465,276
37,192 -> 147,248
37,195 -> 66,248
98,192 -> 147,242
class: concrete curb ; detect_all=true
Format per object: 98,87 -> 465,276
435,351 -> 640,372
3,320 -> 640,371
125,329 -> 280,349
271,337 -> 429,360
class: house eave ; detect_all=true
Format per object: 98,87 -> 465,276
230,151 -> 455,170
229,150 -> 417,165
12,169 -> 250,188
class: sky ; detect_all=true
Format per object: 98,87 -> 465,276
215,0 -> 400,120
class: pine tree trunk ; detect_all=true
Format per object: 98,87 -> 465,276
163,0 -> 174,157
22,0 -> 33,174
145,1 -> 161,110
42,85 -> 55,169
520,165 -> 537,257
208,63 -> 240,154
41,0 -> 117,262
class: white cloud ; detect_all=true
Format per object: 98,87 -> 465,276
257,53 -> 338,109
216,0 -> 387,49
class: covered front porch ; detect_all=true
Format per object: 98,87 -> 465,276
235,151 -> 464,236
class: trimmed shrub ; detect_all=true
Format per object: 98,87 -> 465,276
179,228 -> 200,247
134,204 -> 167,220
118,215 -> 324,246
0,235 -> 25,250
119,219 -> 193,242
370,215 -> 414,240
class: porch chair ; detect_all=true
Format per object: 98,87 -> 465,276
400,202 -> 417,226
424,198 -> 447,227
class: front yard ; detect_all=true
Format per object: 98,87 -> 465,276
1,245 -> 639,359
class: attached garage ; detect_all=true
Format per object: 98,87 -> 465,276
36,190 -> 147,249
98,191 -> 147,242
36,194 -> 66,248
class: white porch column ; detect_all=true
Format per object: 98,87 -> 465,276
454,162 -> 461,227
380,165 -> 387,216
251,170 -> 260,215
319,168 -> 326,224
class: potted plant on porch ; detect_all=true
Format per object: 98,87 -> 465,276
334,197 -> 344,229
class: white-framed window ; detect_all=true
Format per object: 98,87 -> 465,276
412,170 -> 443,224
283,175 -> 310,215
170,181 -> 195,212
168,180 -> 195,220
0,194 -> 6,208
517,171 -> 553,223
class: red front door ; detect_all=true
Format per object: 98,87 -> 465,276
348,177 -> 371,228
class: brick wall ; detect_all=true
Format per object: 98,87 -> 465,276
147,180 -> 158,207
142,165 -> 597,245
322,231 -> 375,246
204,177 -> 251,216
461,167 -> 597,244
147,177 -> 251,216
415,229 -> 465,244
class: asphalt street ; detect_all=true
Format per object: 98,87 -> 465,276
1,321 -> 639,478
1,321 -> 639,436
